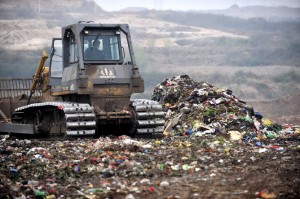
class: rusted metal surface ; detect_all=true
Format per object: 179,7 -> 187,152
0,108 -> 10,122
0,98 -> 28,119
93,84 -> 131,97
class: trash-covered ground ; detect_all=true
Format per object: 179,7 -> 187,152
1,75 -> 300,199
1,135 -> 299,199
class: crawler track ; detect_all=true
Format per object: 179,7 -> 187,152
131,99 -> 165,137
12,102 -> 96,137
6,100 -> 165,139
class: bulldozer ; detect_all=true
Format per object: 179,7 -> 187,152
0,22 -> 165,137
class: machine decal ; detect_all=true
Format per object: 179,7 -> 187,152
99,67 -> 116,78
70,83 -> 75,91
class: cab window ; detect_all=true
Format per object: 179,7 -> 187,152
83,35 -> 120,61
50,39 -> 63,78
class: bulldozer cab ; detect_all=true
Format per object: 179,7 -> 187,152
48,22 -> 144,98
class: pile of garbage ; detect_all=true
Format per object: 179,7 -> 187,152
152,75 -> 299,141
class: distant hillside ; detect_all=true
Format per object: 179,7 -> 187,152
118,7 -> 149,13
115,5 -> 300,22
139,10 -> 300,67
201,5 -> 300,22
0,0 -> 104,19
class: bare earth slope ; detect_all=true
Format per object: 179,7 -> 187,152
248,93 -> 300,124
0,20 -> 60,50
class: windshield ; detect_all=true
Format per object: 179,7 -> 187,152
83,35 -> 120,61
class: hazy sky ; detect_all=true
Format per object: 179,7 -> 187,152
94,0 -> 300,11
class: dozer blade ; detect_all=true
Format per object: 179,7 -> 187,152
0,123 -> 35,134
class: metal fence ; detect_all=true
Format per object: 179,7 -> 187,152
0,78 -> 41,98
